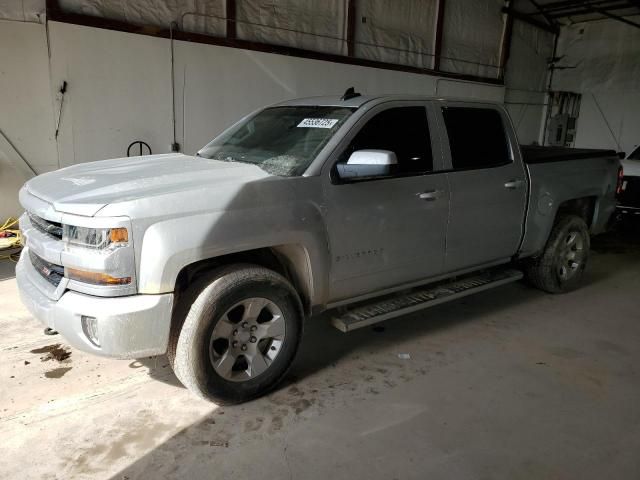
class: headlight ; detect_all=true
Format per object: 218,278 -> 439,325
63,225 -> 129,249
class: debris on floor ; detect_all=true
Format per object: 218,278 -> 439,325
29,344 -> 72,362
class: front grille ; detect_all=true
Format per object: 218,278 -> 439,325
29,250 -> 64,287
28,213 -> 63,240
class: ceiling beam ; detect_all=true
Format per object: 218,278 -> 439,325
537,0 -> 619,13
346,0 -> 356,57
547,2 -> 639,18
527,0 -> 558,26
501,6 -> 559,33
433,0 -> 446,71
591,7 -> 640,27
499,2 -> 514,80
226,0 -> 236,39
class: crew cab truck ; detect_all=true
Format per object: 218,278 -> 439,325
16,92 -> 621,404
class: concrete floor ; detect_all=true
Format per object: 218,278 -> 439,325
1,227 -> 639,480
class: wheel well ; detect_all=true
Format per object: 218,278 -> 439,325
174,247 -> 312,315
556,196 -> 596,228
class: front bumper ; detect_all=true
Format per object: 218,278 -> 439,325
16,251 -> 174,359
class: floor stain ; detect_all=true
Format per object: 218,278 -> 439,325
292,398 -> 313,415
244,416 -> 264,432
44,367 -> 72,378
267,408 -> 289,434
30,344 -> 71,362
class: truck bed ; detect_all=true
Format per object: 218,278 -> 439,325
521,145 -> 618,164
519,146 -> 619,257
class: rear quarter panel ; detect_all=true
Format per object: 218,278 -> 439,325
520,156 -> 619,257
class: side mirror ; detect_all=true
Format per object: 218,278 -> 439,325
336,150 -> 398,180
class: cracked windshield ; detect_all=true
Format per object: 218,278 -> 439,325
198,106 -> 355,176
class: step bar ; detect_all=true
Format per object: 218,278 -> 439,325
331,268 -> 523,332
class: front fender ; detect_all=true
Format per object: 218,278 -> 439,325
136,205 -> 330,305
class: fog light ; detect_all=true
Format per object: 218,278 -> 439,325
81,315 -> 100,347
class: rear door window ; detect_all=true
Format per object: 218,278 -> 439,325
441,107 -> 511,170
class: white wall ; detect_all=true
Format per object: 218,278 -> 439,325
48,22 -> 174,166
552,17 -> 640,155
0,19 -> 58,219
48,21 -> 504,162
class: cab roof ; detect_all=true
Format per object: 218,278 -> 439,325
273,94 -> 499,109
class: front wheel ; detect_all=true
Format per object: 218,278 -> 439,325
168,265 -> 303,404
525,215 -> 590,293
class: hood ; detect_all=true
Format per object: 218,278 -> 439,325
621,159 -> 640,178
24,154 -> 270,216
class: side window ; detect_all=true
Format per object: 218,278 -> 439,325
340,106 -> 433,175
441,107 -> 511,170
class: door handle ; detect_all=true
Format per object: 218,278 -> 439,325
417,190 -> 443,201
504,179 -> 524,189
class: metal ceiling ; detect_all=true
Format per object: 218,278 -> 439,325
507,0 -> 640,31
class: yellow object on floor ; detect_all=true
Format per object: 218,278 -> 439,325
0,217 -> 22,261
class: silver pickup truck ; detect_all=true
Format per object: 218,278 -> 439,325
16,92 -> 621,403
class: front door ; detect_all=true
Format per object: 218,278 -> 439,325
322,103 -> 450,302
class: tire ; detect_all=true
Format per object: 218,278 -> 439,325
167,264 -> 303,404
525,215 -> 590,293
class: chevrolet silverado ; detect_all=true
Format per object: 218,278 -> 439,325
17,92 -> 621,403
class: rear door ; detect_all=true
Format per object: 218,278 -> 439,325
436,102 -> 527,272
322,102 -> 449,302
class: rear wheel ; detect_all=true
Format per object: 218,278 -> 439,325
168,264 -> 303,404
525,215 -> 590,293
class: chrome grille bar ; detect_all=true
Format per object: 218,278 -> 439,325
29,250 -> 64,287
28,213 -> 63,240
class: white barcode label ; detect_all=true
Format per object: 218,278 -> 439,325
297,118 -> 339,129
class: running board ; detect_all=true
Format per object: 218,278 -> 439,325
331,268 -> 523,332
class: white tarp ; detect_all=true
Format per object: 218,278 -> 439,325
58,0 -> 226,36
553,16 -> 640,92
439,0 -> 504,78
47,0 -> 507,79
354,0 -> 437,69
505,19 -> 554,92
0,0 -> 45,22
236,0 -> 346,55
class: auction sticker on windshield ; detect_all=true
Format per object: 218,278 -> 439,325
297,118 -> 340,129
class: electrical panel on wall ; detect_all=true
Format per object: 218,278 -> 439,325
545,92 -> 581,148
